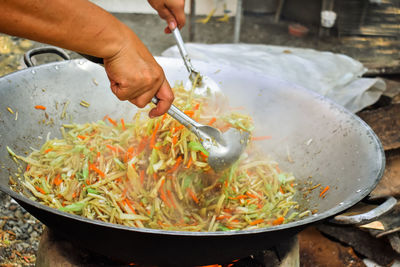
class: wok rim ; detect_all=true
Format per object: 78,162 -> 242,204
0,57 -> 386,237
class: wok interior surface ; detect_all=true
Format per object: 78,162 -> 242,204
0,57 -> 384,265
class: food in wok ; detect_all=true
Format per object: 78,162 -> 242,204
8,85 -> 306,231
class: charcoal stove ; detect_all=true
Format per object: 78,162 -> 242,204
36,227 -> 299,267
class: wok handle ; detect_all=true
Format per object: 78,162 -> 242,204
24,46 -> 70,67
330,196 -> 397,225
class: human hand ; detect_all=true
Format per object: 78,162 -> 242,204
103,27 -> 174,117
148,0 -> 186,33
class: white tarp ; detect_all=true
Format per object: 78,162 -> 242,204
162,44 -> 385,113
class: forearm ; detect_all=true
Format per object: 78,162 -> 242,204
0,0 -> 129,58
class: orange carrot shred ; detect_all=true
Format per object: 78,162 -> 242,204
216,215 -> 231,220
106,144 -> 118,153
161,113 -> 167,123
319,185 -> 330,197
35,186 -> 46,194
251,136 -> 272,141
53,174 -> 62,186
246,191 -> 259,199
167,190 -> 177,209
44,148 -> 53,154
77,135 -> 86,140
229,195 -> 247,200
168,156 -> 182,173
200,151 -> 208,158
125,199 -> 137,214
272,217 -> 284,225
26,164 -> 31,172
172,135 -> 178,145
249,219 -> 264,226
107,117 -> 117,126
140,170 -> 145,185
186,157 -> 192,168
137,136 -> 148,153
275,165 -> 281,174
150,122 -> 160,149
89,164 -> 105,178
121,118 -> 126,130
208,117 -> 217,125
34,105 -> 46,110
184,110 -> 195,117
279,186 -> 284,194
186,188 -> 199,204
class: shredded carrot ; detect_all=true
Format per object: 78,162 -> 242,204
251,136 -> 272,141
44,148 -> 53,154
137,136 -> 148,153
167,190 -> 177,209
35,186 -> 46,194
174,125 -> 184,133
150,122 -> 160,149
26,164 -> 31,172
161,113 -> 167,123
53,174 -> 62,186
272,217 -> 284,225
126,147 -> 135,160
275,165 -> 281,174
228,195 -> 247,200
186,187 -> 199,204
107,117 -> 117,126
172,135 -> 178,145
249,219 -> 264,226
168,156 -> 182,173
34,105 -> 46,110
77,135 -> 86,140
140,170 -> 145,185
86,178 -> 91,185
184,110 -> 195,117
219,123 -> 232,132
200,151 -> 208,158
216,215 -> 231,220
120,118 -> 126,131
194,103 -> 200,110
246,191 -> 259,199
106,144 -> 119,153
319,185 -> 330,197
125,199 -> 137,214
186,157 -> 193,168
159,180 -> 171,207
279,186 -> 284,194
208,117 -> 217,125
89,164 -> 105,178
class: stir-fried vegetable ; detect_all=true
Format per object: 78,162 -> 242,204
9,85 -> 302,231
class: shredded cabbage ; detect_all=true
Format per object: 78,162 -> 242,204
10,84 -> 302,231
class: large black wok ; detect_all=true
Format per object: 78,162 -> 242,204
0,47 -> 391,265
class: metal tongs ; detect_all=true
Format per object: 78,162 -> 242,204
152,28 -> 249,171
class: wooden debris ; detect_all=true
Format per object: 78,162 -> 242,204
299,226 -> 365,267
357,104 -> 400,151
317,224 -> 400,266
371,150 -> 400,198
